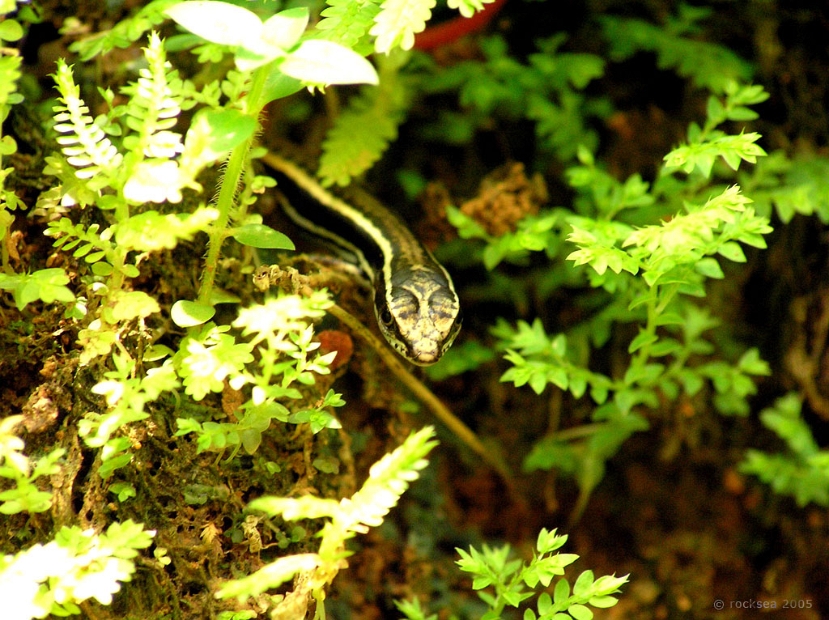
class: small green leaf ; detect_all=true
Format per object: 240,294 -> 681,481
172,300 -> 216,327
105,291 -> 161,322
0,19 -> 24,42
567,604 -> 593,620
628,330 -> 658,354
231,224 -> 295,249
196,109 -> 257,155
717,241 -> 746,262
553,577 -> 570,603
694,257 -> 724,279
588,595 -> 619,608
0,135 -> 17,156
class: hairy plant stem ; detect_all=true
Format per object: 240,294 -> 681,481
198,66 -> 269,305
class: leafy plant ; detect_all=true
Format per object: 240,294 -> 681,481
398,528 -> 627,620
173,291 -> 344,457
0,520 -> 155,619
740,393 -> 829,507
418,33 -> 609,161
9,0 -> 824,617
444,79 -> 773,513
600,4 -> 753,93
0,2 -> 74,311
0,416 -> 65,515
44,34 -> 226,362
0,417 -> 155,618
217,426 -> 438,618
0,5 -> 25,274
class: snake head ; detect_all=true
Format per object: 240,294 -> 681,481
376,272 -> 461,365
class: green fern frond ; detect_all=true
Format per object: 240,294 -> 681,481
318,90 -> 399,186
52,59 -> 123,184
600,13 -> 753,93
370,0 -> 435,54
343,425 -> 437,531
317,0 -> 382,52
0,55 -> 22,111
318,55 -> 412,186
120,32 -> 183,160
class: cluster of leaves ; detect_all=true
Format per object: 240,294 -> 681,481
0,520 -> 155,620
173,292 -> 344,457
0,2 -> 73,308
7,2 -> 600,619
740,394 -> 829,507
600,3 -> 753,93
0,416 -> 65,515
217,427 -> 438,616
398,528 -> 627,620
417,33 -> 609,161
441,66 -> 773,510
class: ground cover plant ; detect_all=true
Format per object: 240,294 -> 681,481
2,0 -> 829,618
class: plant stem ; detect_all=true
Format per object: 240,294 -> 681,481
198,66 -> 269,305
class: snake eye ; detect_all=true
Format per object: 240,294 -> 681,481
379,305 -> 394,327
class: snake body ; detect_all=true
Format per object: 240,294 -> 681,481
262,153 -> 462,365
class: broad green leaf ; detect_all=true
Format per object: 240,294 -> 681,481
262,8 -> 308,50
105,291 -> 160,322
281,40 -> 378,86
165,1 -> 262,46
183,109 -> 257,170
0,135 -> 16,155
717,241 -> 746,262
694,257 -> 724,279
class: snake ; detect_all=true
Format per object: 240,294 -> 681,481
261,152 -> 462,366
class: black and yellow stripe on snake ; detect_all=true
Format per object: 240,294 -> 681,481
262,152 -> 462,366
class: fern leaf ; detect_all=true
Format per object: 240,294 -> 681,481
52,60 -> 123,182
317,0 -> 382,52
370,0 -> 435,54
318,56 -> 412,186
0,55 -> 22,110
343,426 -> 437,530
120,32 -> 183,160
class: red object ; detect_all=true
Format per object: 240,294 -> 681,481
317,330 -> 354,370
414,0 -> 508,51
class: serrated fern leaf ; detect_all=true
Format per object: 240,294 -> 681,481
0,55 -> 22,109
341,426 -> 437,531
317,0 -> 382,51
120,32 -> 183,160
370,0 -> 435,54
52,60 -> 123,182
600,14 -> 752,93
318,61 -> 411,186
